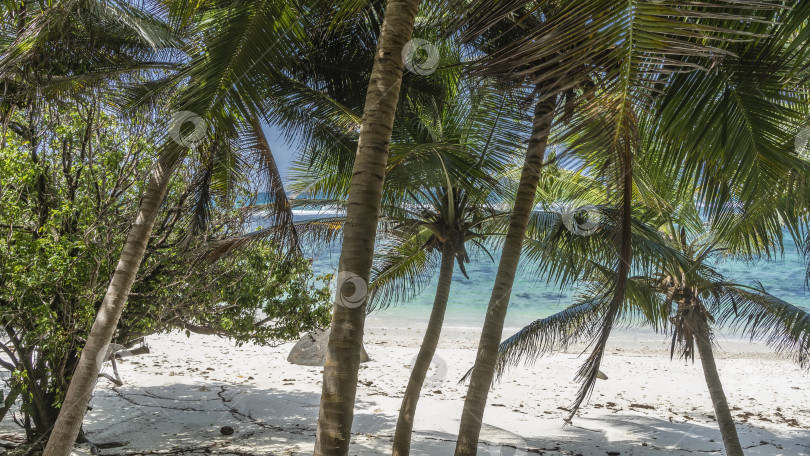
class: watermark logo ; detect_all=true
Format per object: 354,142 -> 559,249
402,39 -> 440,76
795,125 -> 810,160
410,353 -> 447,388
335,271 -> 368,308
560,204 -> 602,236
168,111 -> 207,148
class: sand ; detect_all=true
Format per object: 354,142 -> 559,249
1,322 -> 808,455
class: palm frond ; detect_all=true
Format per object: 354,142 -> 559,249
711,283 -> 810,368
485,295 -> 608,384
368,227 -> 438,311
244,116 -> 298,250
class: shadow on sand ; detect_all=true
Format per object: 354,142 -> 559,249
27,381 -> 807,456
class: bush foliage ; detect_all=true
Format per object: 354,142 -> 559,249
0,102 -> 331,439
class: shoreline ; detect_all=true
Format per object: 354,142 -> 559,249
366,314 -> 791,358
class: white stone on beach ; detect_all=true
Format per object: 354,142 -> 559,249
287,328 -> 370,366
597,370 -> 608,380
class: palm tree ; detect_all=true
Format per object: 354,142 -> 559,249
366,88 -> 524,456
638,13 -> 810,453
451,1 -> 810,452
310,0 -> 421,450
450,3 -> 603,450
276,1 -> 498,451
479,63 -> 810,450
491,224 -> 810,456
379,183 -> 515,456
363,184 -> 505,456
662,231 -> 747,455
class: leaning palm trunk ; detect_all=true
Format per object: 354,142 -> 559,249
454,95 -> 557,455
392,241 -> 455,455
313,0 -> 420,454
43,157 -> 176,456
694,318 -> 745,456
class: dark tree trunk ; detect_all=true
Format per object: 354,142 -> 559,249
694,318 -> 745,456
454,96 -> 557,455
313,0 -> 421,454
392,241 -> 455,455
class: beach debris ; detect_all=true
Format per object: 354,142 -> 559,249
96,340 -> 151,387
93,442 -> 127,450
287,328 -> 369,366
97,344 -> 125,386
219,425 -> 235,436
629,403 -> 655,410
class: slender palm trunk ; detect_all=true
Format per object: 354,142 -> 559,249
454,96 -> 556,455
392,242 -> 455,455
313,1 -> 419,454
43,157 -> 175,456
694,318 -> 745,456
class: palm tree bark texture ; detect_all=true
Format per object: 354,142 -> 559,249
693,315 -> 745,456
392,238 -> 456,455
44,156 -> 176,456
454,94 -> 557,455
314,0 -> 420,454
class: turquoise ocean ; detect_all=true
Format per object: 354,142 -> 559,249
289,212 -> 810,333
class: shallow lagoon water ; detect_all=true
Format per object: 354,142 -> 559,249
288,212 -> 810,332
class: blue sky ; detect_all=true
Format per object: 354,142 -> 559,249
262,123 -> 299,184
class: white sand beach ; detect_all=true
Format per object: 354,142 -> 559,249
2,323 -> 807,455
